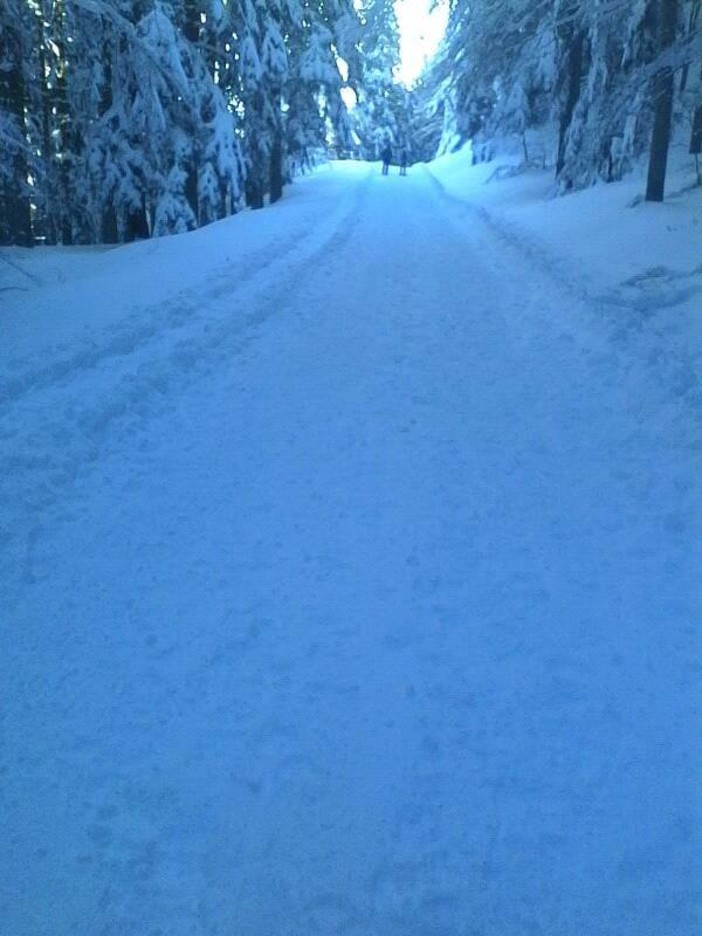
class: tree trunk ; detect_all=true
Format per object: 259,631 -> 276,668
125,205 -> 150,241
56,65 -> 75,245
269,134 -> 283,204
645,0 -> 679,202
183,0 -> 200,44
245,86 -> 267,209
691,88 -> 702,185
556,29 -> 585,181
245,171 -> 265,209
183,0 -> 201,222
102,207 -> 119,244
679,0 -> 700,92
0,23 -> 32,246
37,38 -> 55,245
691,103 -> 702,155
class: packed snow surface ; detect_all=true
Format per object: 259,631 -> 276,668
1,159 -> 700,935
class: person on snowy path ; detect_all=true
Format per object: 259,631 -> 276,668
399,149 -> 408,176
381,145 -> 392,175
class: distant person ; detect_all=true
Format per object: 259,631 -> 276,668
399,148 -> 408,176
381,144 -> 392,175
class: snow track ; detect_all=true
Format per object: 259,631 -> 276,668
0,166 -> 372,603
1,163 -> 699,935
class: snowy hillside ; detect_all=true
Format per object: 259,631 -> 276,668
1,154 -> 700,935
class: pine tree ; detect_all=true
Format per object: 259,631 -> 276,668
423,0 -> 698,199
0,0 -> 370,244
352,0 -> 406,159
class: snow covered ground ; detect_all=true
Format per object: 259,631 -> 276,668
1,155 -> 700,935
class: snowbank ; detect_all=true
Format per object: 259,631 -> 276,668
0,162 -> 369,371
427,143 -> 702,323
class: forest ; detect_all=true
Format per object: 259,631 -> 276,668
1,0 -> 701,247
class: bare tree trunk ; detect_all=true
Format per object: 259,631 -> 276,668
645,0 -> 679,202
245,171 -> 265,209
269,138 -> 283,204
56,63 -> 75,245
269,87 -> 284,205
556,28 -> 585,182
692,104 -> 702,152
691,95 -> 702,185
0,23 -> 32,246
245,86 -> 267,210
37,37 -> 56,245
183,0 -> 200,223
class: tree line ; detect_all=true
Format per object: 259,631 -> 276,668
417,0 -> 702,200
3,1 -> 700,248
0,0 -> 398,246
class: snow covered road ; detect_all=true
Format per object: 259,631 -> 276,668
2,163 -> 699,935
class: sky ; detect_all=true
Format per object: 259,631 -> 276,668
339,0 -> 447,107
395,0 -> 449,86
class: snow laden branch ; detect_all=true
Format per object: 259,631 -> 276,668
1,0 -> 364,245
420,0 -> 702,198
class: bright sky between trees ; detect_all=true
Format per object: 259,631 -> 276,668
395,0 -> 448,86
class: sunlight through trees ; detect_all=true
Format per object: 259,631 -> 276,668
1,0 -> 700,244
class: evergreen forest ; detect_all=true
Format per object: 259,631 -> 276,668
1,0 -> 701,246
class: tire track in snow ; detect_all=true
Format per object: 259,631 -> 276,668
422,162 -> 594,306
0,169 -> 372,405
0,167 -> 373,604
423,162 -> 702,431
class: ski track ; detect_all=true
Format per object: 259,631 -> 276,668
1,165 -> 700,935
